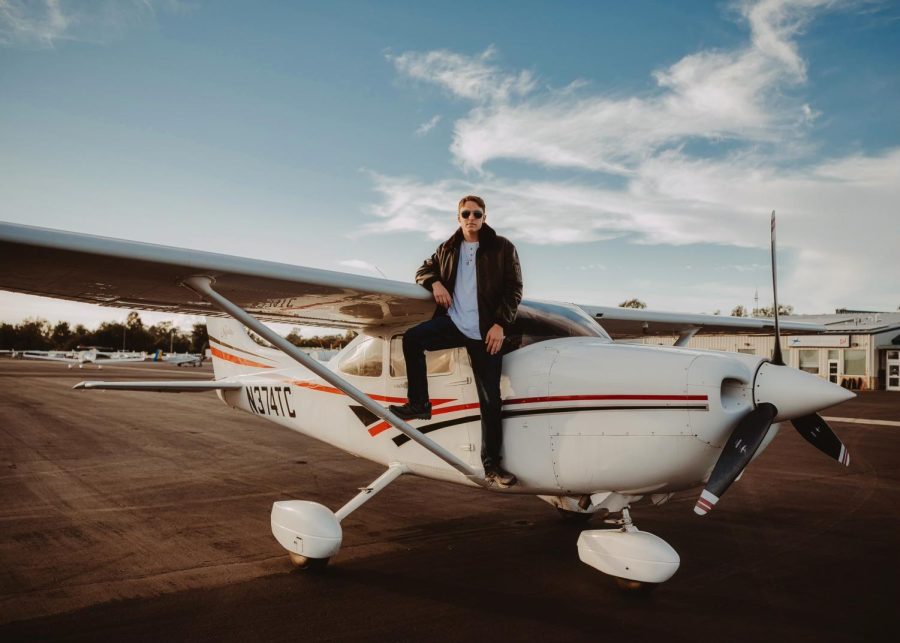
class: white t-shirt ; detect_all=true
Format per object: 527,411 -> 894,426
448,241 -> 481,339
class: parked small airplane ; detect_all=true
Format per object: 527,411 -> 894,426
150,350 -> 206,367
20,347 -> 147,369
0,216 -> 853,590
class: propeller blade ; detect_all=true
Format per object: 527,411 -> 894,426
694,402 -> 778,516
770,211 -> 784,366
791,413 -> 850,467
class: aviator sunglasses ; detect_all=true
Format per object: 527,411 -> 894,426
460,210 -> 484,219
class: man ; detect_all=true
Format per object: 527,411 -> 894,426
389,195 -> 523,487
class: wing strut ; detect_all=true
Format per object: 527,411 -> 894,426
674,328 -> 699,347
182,276 -> 486,486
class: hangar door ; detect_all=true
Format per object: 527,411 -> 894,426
887,350 -> 900,391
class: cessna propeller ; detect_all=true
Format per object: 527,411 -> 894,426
694,212 -> 850,516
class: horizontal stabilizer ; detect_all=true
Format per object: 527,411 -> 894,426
73,380 -> 243,393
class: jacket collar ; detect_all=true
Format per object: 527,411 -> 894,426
446,222 -> 497,250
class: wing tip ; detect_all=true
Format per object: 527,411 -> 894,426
840,445 -> 850,467
694,489 -> 719,516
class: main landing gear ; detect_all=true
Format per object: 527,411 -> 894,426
270,464 -> 408,571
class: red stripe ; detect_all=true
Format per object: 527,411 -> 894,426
696,498 -> 713,511
367,394 -> 707,437
503,394 -> 708,405
210,347 -> 273,369
368,402 -> 482,437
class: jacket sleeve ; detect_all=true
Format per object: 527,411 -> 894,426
415,251 -> 441,291
494,242 -> 523,330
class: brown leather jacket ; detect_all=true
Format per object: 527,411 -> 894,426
415,224 -> 523,338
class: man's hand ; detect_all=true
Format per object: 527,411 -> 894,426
432,281 -> 452,309
485,324 -> 504,355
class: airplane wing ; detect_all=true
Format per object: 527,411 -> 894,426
579,305 -> 824,340
74,380 -> 243,392
0,222 -> 433,331
20,352 -> 78,363
1,222 -> 826,339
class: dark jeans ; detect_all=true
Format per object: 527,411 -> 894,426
402,315 -> 504,467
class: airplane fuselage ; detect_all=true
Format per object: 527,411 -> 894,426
215,336 -> 777,497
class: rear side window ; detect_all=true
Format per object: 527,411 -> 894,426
390,337 -> 454,377
339,337 -> 383,377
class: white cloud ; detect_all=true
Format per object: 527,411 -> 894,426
415,115 -> 441,137
0,0 -> 184,48
391,0 -> 837,173
365,147 -> 900,312
0,0 -> 68,47
721,263 -> 769,272
388,45 -> 536,105
372,0 -> 898,312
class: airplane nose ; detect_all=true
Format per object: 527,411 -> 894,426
753,361 -> 855,422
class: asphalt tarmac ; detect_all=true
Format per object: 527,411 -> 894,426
0,359 -> 897,642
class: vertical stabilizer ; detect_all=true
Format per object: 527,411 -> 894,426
205,317 -> 290,378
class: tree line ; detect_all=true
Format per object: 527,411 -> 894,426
0,313 -> 355,353
618,299 -> 793,317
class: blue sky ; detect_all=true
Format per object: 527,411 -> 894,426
1,0 -> 898,333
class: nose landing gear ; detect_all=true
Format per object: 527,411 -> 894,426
577,507 -> 680,592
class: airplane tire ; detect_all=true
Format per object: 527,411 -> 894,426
613,576 -> 658,594
288,552 -> 330,572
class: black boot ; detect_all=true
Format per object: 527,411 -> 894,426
388,401 -> 432,421
484,463 -> 517,488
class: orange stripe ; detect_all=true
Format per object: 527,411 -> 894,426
290,380 -> 407,403
210,346 -> 273,369
289,380 -> 453,406
368,402 -> 481,437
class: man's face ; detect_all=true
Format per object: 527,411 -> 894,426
458,200 -> 485,235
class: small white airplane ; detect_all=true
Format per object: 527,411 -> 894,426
150,349 -> 206,367
0,217 -> 854,591
20,347 -> 147,369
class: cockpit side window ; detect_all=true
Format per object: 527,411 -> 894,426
504,301 -> 610,352
338,336 -> 383,377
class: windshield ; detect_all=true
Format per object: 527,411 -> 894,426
505,300 -> 610,353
